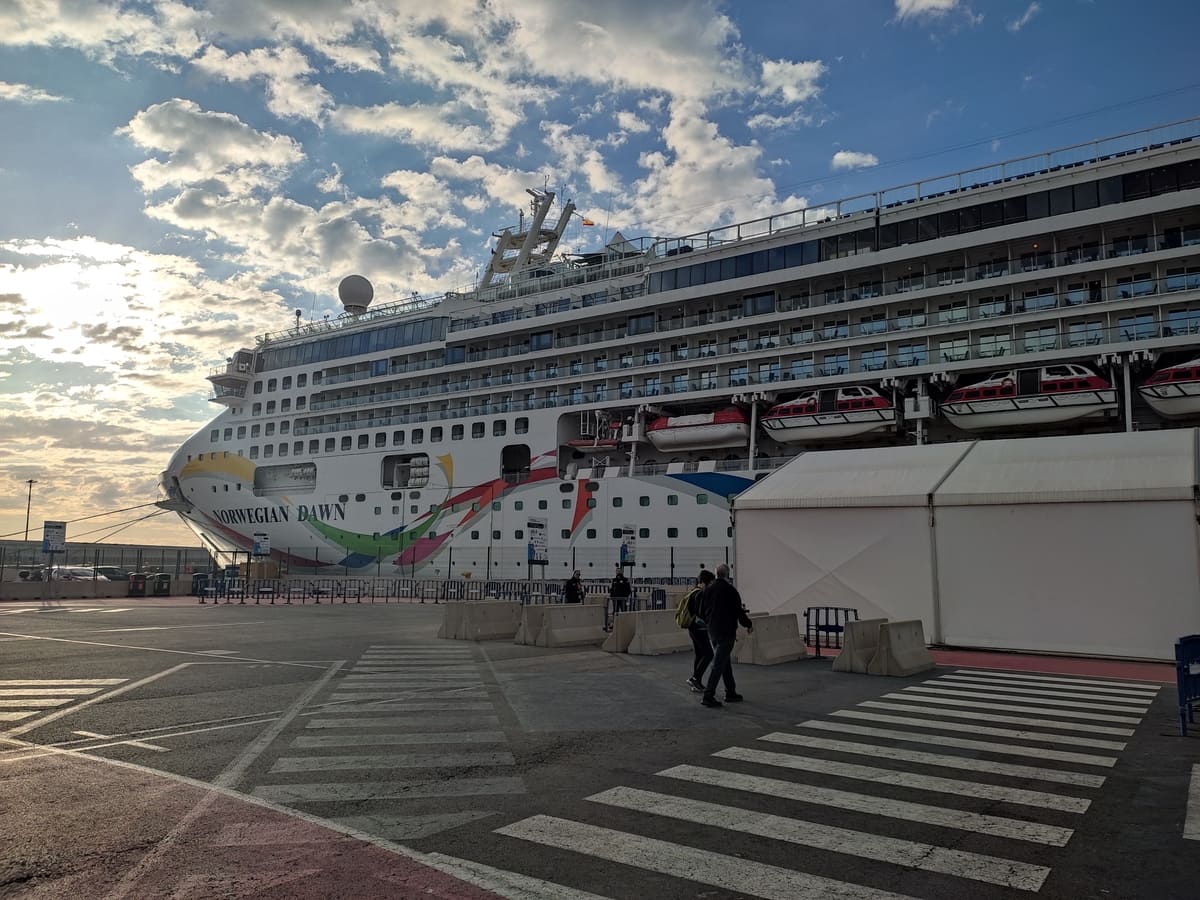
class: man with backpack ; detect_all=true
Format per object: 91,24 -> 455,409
698,563 -> 753,708
676,569 -> 715,691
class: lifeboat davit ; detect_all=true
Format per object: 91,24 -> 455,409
645,408 -> 750,451
942,364 -> 1117,431
1138,358 -> 1200,419
760,386 -> 896,442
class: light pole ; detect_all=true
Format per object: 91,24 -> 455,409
24,479 -> 37,543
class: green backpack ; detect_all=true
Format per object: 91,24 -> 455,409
675,587 -> 702,628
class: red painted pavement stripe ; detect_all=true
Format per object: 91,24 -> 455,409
929,648 -> 1174,684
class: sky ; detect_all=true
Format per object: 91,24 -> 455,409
1,0 -> 1198,548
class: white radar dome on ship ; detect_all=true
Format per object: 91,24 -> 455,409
338,275 -> 374,315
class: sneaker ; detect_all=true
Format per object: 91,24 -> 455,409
700,696 -> 723,708
686,676 -> 703,692
724,692 -> 744,702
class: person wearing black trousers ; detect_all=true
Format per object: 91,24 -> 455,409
686,569 -> 716,691
699,563 -> 753,708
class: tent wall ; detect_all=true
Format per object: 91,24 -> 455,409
936,500 -> 1199,659
739,507 -> 936,628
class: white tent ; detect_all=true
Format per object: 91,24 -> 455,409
734,429 -> 1200,660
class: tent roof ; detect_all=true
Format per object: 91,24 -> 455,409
736,429 -> 1199,510
735,442 -> 974,509
935,429 -> 1198,505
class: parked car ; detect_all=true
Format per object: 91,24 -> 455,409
47,566 -> 108,581
94,566 -> 130,581
18,566 -> 46,581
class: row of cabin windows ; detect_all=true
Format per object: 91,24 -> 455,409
647,159 -> 1200,295
251,398 -> 306,415
252,374 -> 308,394
258,317 -> 448,372
212,417 -> 530,445
467,526 -> 728,540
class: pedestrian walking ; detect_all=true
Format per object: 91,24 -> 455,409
563,569 -> 585,604
699,563 -> 752,708
685,569 -> 715,692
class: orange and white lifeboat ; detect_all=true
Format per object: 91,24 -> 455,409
645,408 -> 750,451
1138,358 -> 1200,419
942,364 -> 1116,431
760,386 -> 896,442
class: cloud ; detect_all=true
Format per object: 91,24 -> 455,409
0,81 -> 65,103
0,0 -> 203,65
894,0 -> 960,19
192,45 -> 332,122
615,110 -> 651,134
1007,2 -> 1041,32
831,150 -> 879,171
759,59 -> 825,104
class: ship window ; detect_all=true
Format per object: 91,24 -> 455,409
411,505 -> 418,514
639,496 -> 650,507
538,500 -> 547,510
627,312 -> 655,335
452,424 -> 464,440
1026,191 -> 1049,219
916,216 -> 937,242
666,527 -> 678,539
263,445 -> 273,458
491,500 -> 501,511
1122,169 -> 1151,201
472,422 -> 485,438
1003,196 -> 1027,223
493,530 -> 501,540
375,432 -> 386,448
251,424 -> 261,438
613,497 -> 623,508
267,378 -> 277,392
412,428 -> 423,444
471,531 -> 480,540
696,494 -> 708,505
561,529 -> 571,539
296,397 -> 306,410
563,499 -> 571,509
249,447 -> 258,459
586,498 -> 596,509
298,374 -> 307,387
325,438 -> 335,452
265,423 -> 276,436
531,330 -> 553,351
696,527 -> 708,538
501,444 -> 531,480
293,441 -> 303,455
393,430 -> 405,445
253,381 -> 263,394
430,426 -> 443,442
282,376 -> 292,390
235,426 -> 246,439
494,420 -> 506,436
667,494 -> 678,506
639,528 -> 650,539
252,403 -> 261,416
265,401 -> 276,414
514,530 -> 524,540
560,484 -> 573,493
513,500 -> 524,511
279,421 -> 290,435
307,440 -> 317,454
357,434 -> 368,449
586,481 -> 599,491
278,443 -> 289,457
959,205 -> 981,232
281,399 -> 291,413
341,436 -> 352,450
1048,186 -> 1074,216
980,201 -> 1003,228
222,428 -> 232,441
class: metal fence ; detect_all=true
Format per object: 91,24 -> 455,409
0,541 -> 214,582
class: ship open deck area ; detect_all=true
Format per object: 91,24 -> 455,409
0,598 -> 1195,899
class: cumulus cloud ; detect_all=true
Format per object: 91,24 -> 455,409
192,45 -> 332,122
1007,2 -> 1041,32
615,110 -> 651,133
0,81 -> 65,103
894,0 -> 960,18
759,59 -> 825,104
831,150 -> 880,171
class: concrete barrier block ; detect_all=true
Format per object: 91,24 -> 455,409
832,618 -> 888,674
733,613 -> 807,665
460,601 -> 523,641
436,602 -> 466,640
867,620 -> 935,677
602,611 -> 638,653
537,605 -> 606,648
627,610 -> 691,656
514,605 -> 547,646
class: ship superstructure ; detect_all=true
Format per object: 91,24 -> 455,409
161,119 -> 1200,578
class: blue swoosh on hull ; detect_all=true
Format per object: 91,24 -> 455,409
667,472 -> 755,499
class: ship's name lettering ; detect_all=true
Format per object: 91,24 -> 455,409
215,503 -> 345,525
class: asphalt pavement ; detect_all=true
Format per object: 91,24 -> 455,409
0,595 -> 1196,899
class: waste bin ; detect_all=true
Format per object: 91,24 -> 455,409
127,573 -> 147,597
190,572 -> 209,596
150,573 -> 172,596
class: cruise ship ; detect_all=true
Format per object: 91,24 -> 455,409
159,119 -> 1200,581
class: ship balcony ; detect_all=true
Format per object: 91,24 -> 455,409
208,362 -> 254,386
209,384 -> 247,405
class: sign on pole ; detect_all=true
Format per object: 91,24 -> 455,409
42,520 -> 66,555
252,532 -> 271,558
526,517 -> 548,564
620,523 -> 637,566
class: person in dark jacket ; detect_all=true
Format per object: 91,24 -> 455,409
699,563 -> 752,708
686,569 -> 716,692
563,570 -> 585,604
609,564 -> 632,614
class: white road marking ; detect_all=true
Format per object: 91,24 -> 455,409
925,679 -> 1154,706
880,692 -> 1143,724
833,709 -> 1127,750
903,684 -> 1151,711
0,679 -> 125,686
0,698 -> 72,707
307,715 -> 501,729
72,730 -> 169,753
418,851 -> 615,900
496,814 -> 924,900
794,720 -> 1119,767
1186,764 -> 1200,841
588,785 -> 1050,891
328,691 -> 483,702
303,701 -> 493,713
253,776 -> 526,803
714,746 -> 1090,812
293,731 -> 506,748
0,711 -> 36,721
939,673 -> 1161,697
0,688 -> 104,697
760,731 -> 1105,787
659,764 -> 1073,845
270,750 -> 515,772
952,669 -> 1162,691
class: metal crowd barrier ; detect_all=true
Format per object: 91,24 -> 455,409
804,606 -> 860,658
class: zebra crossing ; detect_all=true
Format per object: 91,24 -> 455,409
251,643 -> 522,839
0,678 -> 128,723
472,667 -> 1160,899
0,606 -> 136,615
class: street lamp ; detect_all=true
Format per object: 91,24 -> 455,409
24,479 -> 37,542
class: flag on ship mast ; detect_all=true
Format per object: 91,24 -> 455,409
581,218 -> 595,226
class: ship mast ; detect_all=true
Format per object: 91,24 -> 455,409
477,188 -> 576,290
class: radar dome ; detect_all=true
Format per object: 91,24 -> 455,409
338,275 -> 374,315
